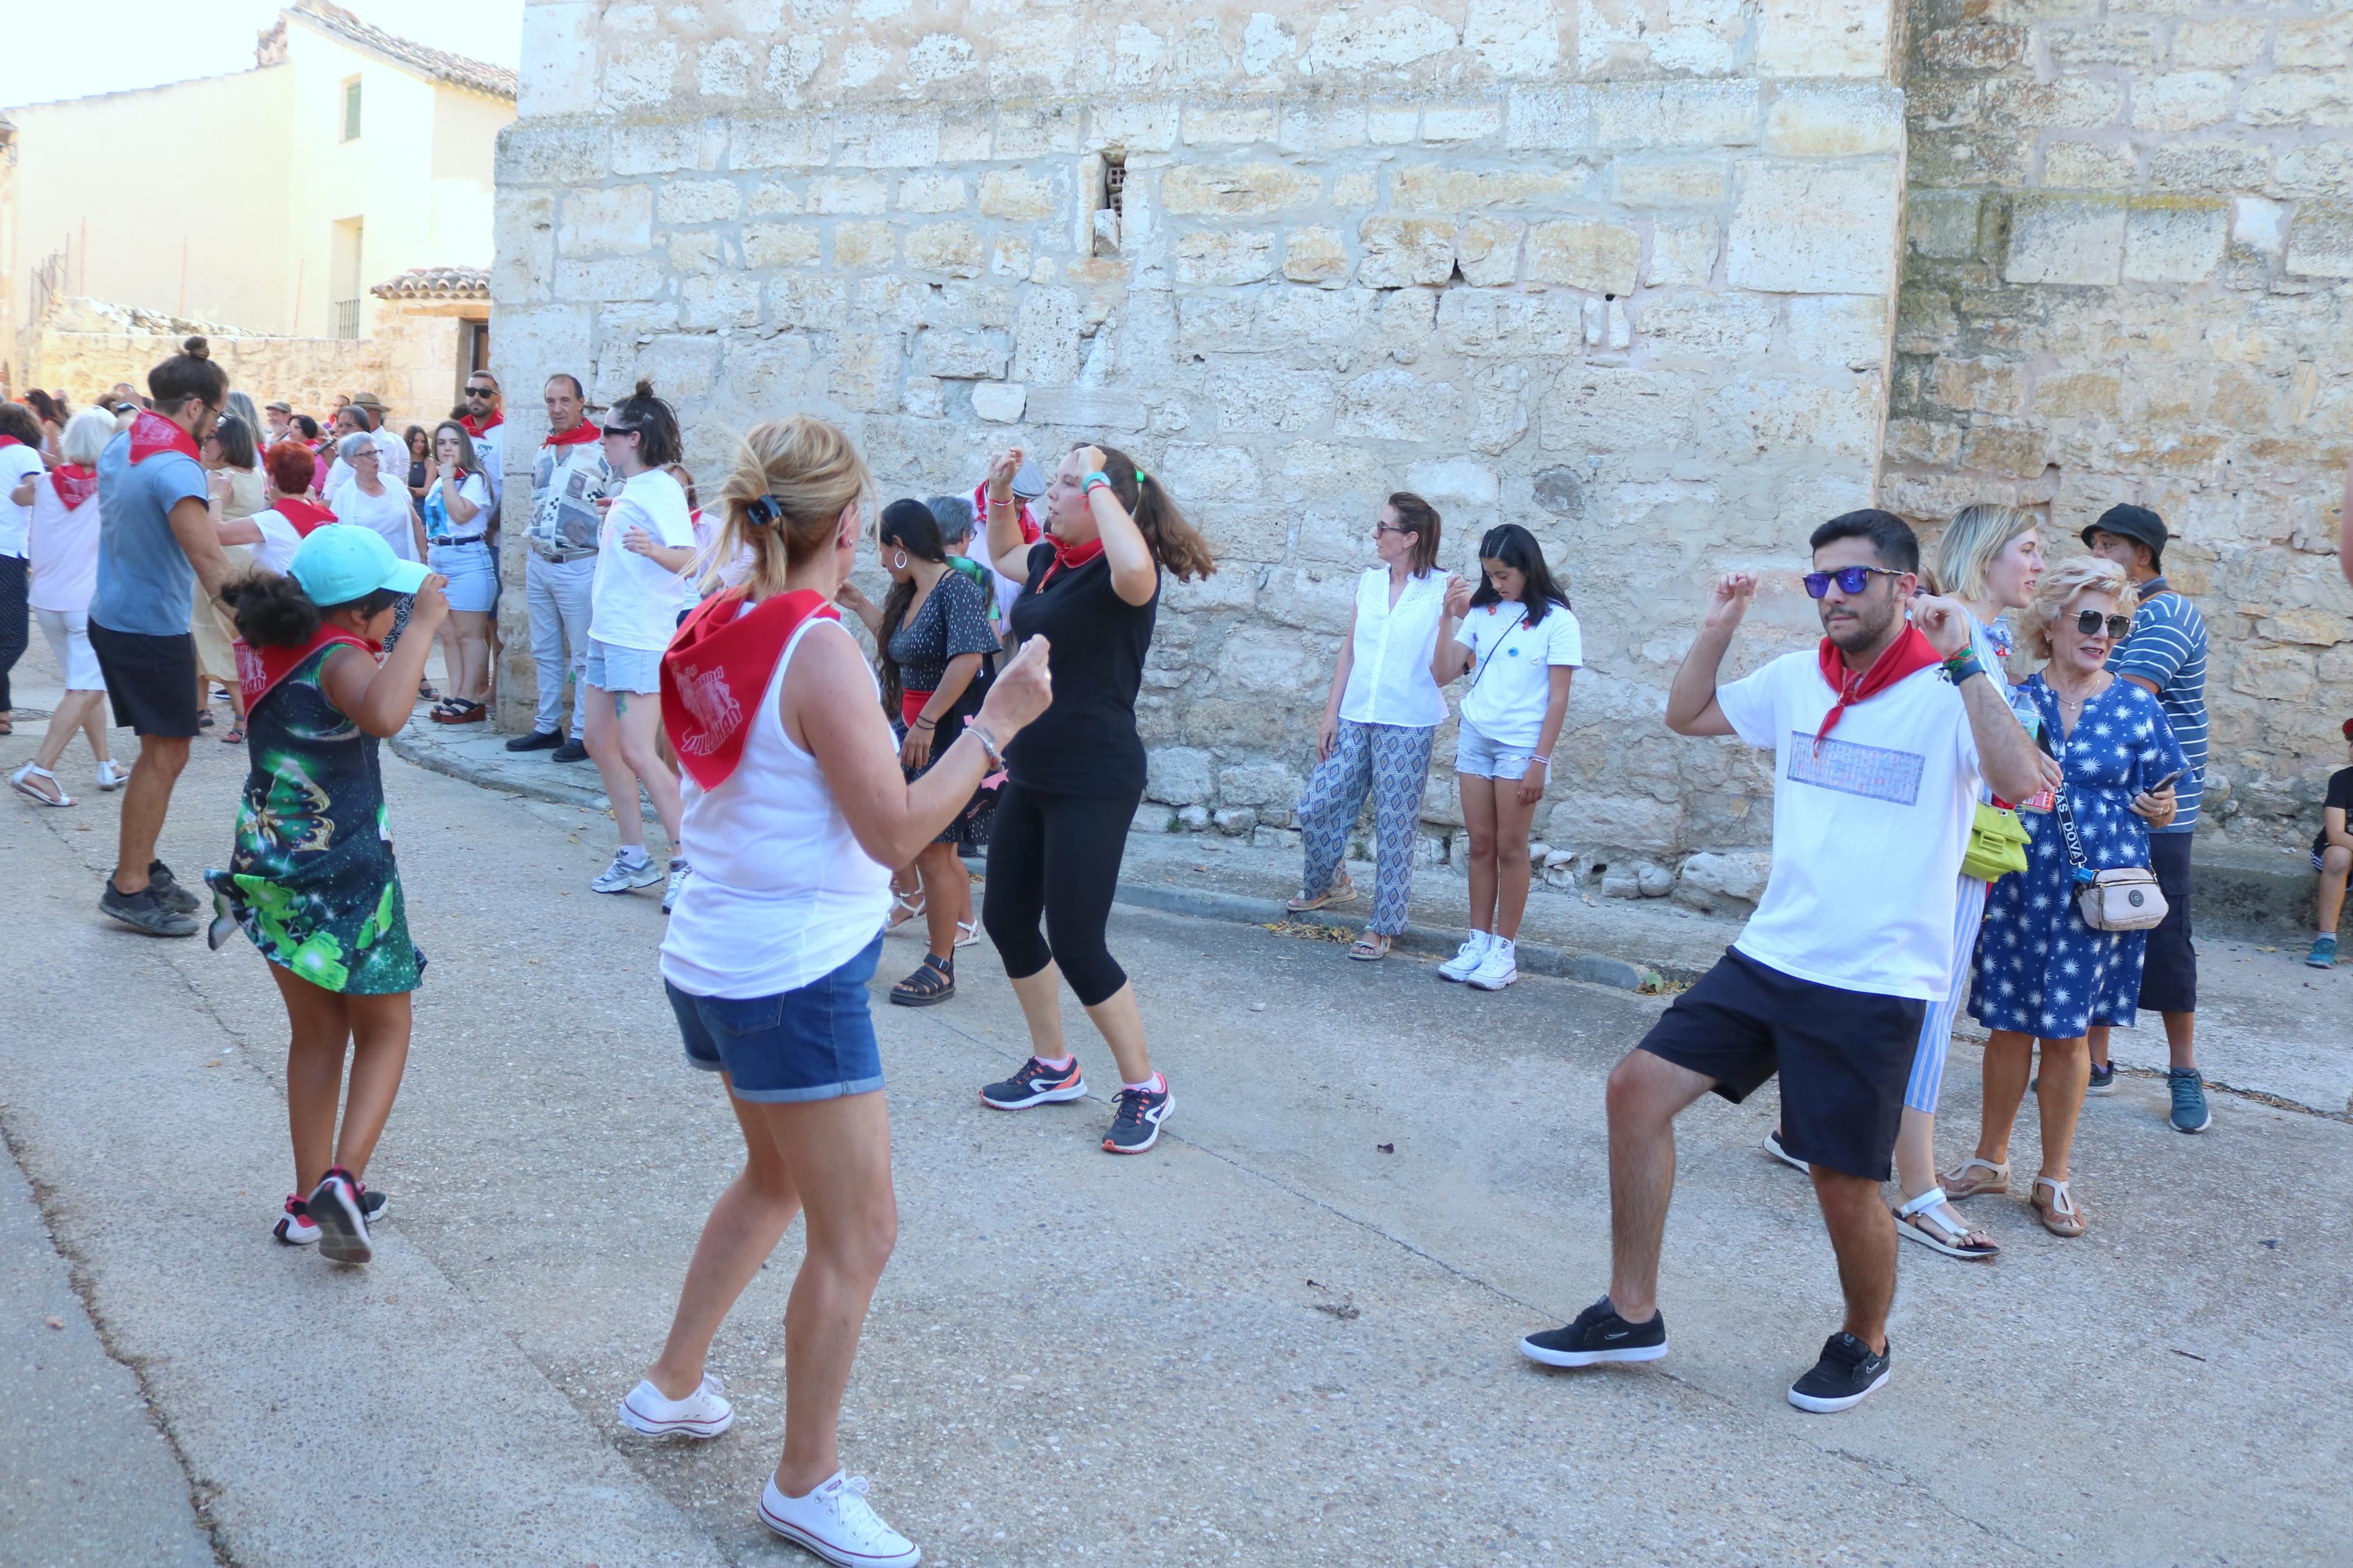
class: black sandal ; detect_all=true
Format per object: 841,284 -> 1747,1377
888,953 -> 955,1008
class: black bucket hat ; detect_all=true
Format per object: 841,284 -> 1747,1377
2082,503 -> 2167,567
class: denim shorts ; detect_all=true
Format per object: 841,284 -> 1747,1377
427,539 -> 499,614
665,934 -> 885,1103
586,637 -> 663,695
1454,719 -> 1539,780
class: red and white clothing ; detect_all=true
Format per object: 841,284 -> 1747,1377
27,467 -> 102,614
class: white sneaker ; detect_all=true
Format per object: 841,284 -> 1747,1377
759,1472 -> 920,1567
272,1196 -> 320,1246
1467,937 -> 1520,991
1439,930 -> 1493,982
592,849 -> 663,894
616,1373 -> 734,1438
662,857 -> 691,913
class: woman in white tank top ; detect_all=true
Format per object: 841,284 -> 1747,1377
616,417 -> 1051,1568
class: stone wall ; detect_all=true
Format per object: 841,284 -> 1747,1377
22,309 -> 392,421
494,0 -> 1912,880
1886,0 -> 2353,845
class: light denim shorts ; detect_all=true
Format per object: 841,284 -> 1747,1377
1454,719 -> 1539,780
585,637 -> 663,695
427,539 -> 499,613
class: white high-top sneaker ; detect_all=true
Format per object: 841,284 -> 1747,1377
1439,929 -> 1493,982
1467,936 -> 1520,991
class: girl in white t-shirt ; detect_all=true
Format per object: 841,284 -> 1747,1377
583,381 -> 699,903
1432,524 -> 1583,991
9,408 -> 122,805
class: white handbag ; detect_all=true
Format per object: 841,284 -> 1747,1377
2053,781 -> 2169,933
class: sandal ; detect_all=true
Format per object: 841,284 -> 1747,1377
1940,1157 -> 2010,1200
222,722 -> 246,745
95,759 -> 129,791
418,683 -> 439,702
1347,931 -> 1390,962
888,873 -> 925,929
1894,1186 -> 1999,1261
1286,876 -> 1357,913
197,709 -> 214,730
889,953 -> 955,1007
955,918 -> 982,949
10,762 -> 73,808
430,699 -> 487,726
2031,1176 -> 2086,1238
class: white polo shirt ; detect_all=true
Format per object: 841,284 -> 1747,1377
1338,566 -> 1449,729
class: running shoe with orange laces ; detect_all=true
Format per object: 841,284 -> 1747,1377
979,1056 -> 1087,1110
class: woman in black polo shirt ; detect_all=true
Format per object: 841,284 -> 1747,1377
973,443 -> 1214,1153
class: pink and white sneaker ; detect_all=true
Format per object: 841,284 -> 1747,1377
272,1195 -> 320,1246
306,1167 -> 372,1264
616,1373 -> 734,1438
758,1471 -> 920,1567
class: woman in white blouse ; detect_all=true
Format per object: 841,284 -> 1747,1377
1287,493 -> 1455,961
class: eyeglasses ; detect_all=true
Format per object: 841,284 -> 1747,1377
1374,523 -> 1414,535
1802,566 -> 1905,599
2074,609 -> 2134,639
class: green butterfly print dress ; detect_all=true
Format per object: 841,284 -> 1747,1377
205,643 -> 425,994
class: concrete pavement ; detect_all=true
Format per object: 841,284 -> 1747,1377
2,650 -> 2348,1564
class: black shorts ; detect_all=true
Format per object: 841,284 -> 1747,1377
2136,833 -> 2196,1014
87,620 -> 200,738
1638,948 -> 1925,1181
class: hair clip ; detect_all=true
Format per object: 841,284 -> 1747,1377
744,493 -> 785,528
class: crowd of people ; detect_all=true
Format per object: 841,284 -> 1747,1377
5,338 -> 2351,1568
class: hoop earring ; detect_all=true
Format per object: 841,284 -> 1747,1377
892,549 -> 908,571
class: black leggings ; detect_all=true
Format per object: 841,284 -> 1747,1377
982,781 -> 1140,1008
0,556 -> 25,712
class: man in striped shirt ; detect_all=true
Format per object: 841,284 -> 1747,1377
2082,504 -> 2213,1135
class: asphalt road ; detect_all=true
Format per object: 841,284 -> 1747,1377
3,701 -> 2348,1566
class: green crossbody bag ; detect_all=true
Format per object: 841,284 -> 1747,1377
1960,801 -> 2030,882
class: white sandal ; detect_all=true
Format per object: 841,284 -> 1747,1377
1894,1186 -> 1999,1260
1940,1156 -> 2010,1200
2032,1175 -> 2086,1238
888,871 -> 925,929
10,763 -> 73,808
95,759 -> 130,791
954,918 -> 982,948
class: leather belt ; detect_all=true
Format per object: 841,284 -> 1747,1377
435,535 -> 488,548
530,545 -> 595,563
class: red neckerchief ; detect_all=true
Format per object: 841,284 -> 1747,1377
544,420 -> 601,448
0,433 -> 21,451
129,410 -> 201,465
1039,534 -> 1105,588
971,480 -> 1042,545
273,497 -> 338,536
236,627 -> 375,711
1813,626 -> 1943,752
49,464 -> 98,510
460,412 -> 503,438
661,588 -> 839,790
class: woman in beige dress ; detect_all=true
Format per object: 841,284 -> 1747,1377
194,414 -> 268,742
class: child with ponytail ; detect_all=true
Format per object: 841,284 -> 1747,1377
207,524 -> 448,1264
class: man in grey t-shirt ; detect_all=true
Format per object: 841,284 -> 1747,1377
87,340 -> 239,937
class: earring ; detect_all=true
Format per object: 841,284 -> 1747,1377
892,550 -> 908,571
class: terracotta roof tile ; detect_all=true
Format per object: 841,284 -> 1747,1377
288,1 -> 517,102
371,266 -> 492,300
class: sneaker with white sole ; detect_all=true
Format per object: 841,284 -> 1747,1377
1103,1078 -> 1173,1154
306,1167 -> 372,1264
663,858 -> 691,913
1465,936 -> 1519,991
759,1472 -> 920,1568
1787,1332 -> 1891,1413
1520,1297 -> 1668,1367
617,1373 -> 734,1439
592,849 -> 664,894
272,1195 -> 320,1246
1438,930 -> 1493,983
979,1056 -> 1087,1110
1763,1128 -> 1809,1173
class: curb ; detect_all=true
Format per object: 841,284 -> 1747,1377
1112,882 -> 1673,993
391,729 -> 1685,993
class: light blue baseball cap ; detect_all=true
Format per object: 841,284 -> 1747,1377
288,524 -> 431,605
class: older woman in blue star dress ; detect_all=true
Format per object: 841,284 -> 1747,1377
1947,557 -> 2184,1239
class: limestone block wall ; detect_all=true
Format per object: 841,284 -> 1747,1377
494,1 -> 1912,867
24,321 -> 391,421
1886,0 -> 2353,844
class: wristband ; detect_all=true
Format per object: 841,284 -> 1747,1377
1083,471 -> 1111,495
967,720 -> 1005,769
911,716 -> 935,730
1942,651 -> 1985,685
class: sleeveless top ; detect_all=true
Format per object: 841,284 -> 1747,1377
659,615 -> 892,998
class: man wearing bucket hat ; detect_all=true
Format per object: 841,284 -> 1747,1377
2082,503 -> 2213,1134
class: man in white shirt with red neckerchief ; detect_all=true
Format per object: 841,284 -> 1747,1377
508,373 -> 611,762
459,371 -> 505,531
1517,509 -> 2047,1415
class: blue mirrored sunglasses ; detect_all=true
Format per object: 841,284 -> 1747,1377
1802,565 -> 1905,599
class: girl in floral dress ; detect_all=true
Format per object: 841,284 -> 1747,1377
208,525 -> 445,1264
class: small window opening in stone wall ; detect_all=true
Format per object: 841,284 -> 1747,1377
1101,150 -> 1126,216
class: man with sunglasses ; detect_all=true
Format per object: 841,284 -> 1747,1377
2081,504 -> 2212,1132
1518,510 -> 2046,1414
459,372 -> 505,534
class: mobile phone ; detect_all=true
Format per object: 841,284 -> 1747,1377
2146,769 -> 2183,794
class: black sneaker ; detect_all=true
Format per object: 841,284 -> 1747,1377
307,1167 -> 373,1264
359,1189 -> 388,1228
1787,1332 -> 1890,1413
147,861 -> 202,915
1102,1079 -> 1173,1153
551,738 -> 590,763
100,882 -> 200,937
2086,1061 -> 2117,1095
506,728 -> 563,752
1521,1297 -> 1669,1367
979,1056 -> 1087,1110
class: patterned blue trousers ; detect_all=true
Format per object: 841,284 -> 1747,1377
1296,720 -> 1436,937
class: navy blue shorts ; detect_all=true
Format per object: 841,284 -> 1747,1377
665,934 -> 885,1103
1638,947 -> 1925,1182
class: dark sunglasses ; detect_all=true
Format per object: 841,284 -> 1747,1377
1802,565 -> 1905,599
464,385 -> 496,398
1374,522 -> 1416,535
2074,609 -> 2133,639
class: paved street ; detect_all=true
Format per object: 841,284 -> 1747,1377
3,665 -> 2349,1565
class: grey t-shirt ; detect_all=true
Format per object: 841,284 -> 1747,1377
91,429 -> 210,637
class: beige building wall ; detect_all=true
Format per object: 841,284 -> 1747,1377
492,0 -> 1910,869
3,68 -> 297,333
1886,0 -> 2353,844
